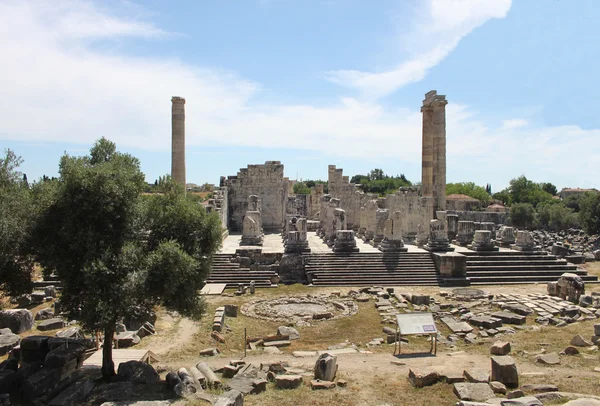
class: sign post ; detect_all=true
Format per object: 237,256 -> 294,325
394,312 -> 438,355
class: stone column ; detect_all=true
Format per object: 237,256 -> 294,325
171,97 -> 186,187
421,92 -> 435,200
456,221 -> 475,246
432,94 -> 447,213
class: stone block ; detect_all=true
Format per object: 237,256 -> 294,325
37,318 -> 65,331
277,326 -> 300,340
274,375 -> 303,389
453,382 -> 495,402
490,380 -> 507,394
0,369 -> 17,394
0,333 -> 20,356
214,389 -> 244,406
571,334 -> 593,347
0,309 -> 33,334
464,369 -> 489,383
114,332 -> 140,348
310,380 -> 336,390
408,368 -> 440,388
490,341 -> 511,356
117,361 -> 159,385
22,367 -> 61,402
491,356 -> 518,388
536,352 -> 560,365
500,396 -> 543,405
314,353 -> 337,381
48,379 -> 94,406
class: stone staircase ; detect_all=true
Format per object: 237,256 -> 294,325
305,252 -> 439,286
463,250 -> 598,285
206,254 -> 278,288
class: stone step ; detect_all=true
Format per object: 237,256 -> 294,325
466,270 -> 586,278
466,260 -> 570,266
469,275 -> 599,284
460,251 -> 554,257
466,264 -> 578,271
311,280 -> 440,286
305,265 -> 437,271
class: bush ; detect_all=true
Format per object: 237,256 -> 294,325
579,192 -> 600,234
536,202 -> 580,231
510,203 -> 536,228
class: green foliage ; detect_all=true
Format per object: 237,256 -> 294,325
564,194 -> 584,212
510,203 -> 536,228
536,202 -> 580,231
350,169 -> 412,196
493,190 -> 512,206
0,149 -> 34,295
541,182 -> 558,196
579,192 -> 600,234
508,175 -> 554,207
32,139 -> 222,377
293,181 -> 311,195
446,182 -> 491,205
304,180 -> 328,194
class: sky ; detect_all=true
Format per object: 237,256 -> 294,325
1,0 -> 599,192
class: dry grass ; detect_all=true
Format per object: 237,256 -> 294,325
584,261 -> 600,278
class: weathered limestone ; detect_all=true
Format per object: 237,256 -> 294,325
425,211 -> 454,252
333,230 -> 359,253
223,161 -> 288,231
416,197 -> 434,247
456,221 -> 475,246
497,226 -> 516,248
379,211 -> 408,252
511,230 -> 537,251
447,213 -> 459,241
314,353 -> 337,381
362,200 -> 379,242
241,212 -> 263,246
317,194 -> 332,238
491,356 -> 518,388
370,209 -> 389,247
421,90 -> 448,215
468,230 -> 499,252
284,218 -> 310,254
171,96 -> 186,187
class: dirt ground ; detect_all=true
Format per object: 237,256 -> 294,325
136,281 -> 600,406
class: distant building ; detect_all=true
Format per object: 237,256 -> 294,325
446,194 -> 481,211
558,188 -> 598,200
485,203 -> 509,213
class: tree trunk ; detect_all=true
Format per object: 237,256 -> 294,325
101,325 -> 116,378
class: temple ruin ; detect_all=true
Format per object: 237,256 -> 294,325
168,91 -> 597,289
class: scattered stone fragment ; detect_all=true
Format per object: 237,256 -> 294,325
464,369 -> 489,383
310,380 -> 335,390
500,396 -> 542,405
337,379 -> 348,387
199,348 -> 219,357
536,352 -> 560,365
490,380 -> 507,394
453,382 -> 495,402
491,341 -> 511,356
571,335 -> 593,347
491,356 -> 518,388
408,369 -> 439,388
314,353 -> 337,381
521,383 -> 558,393
560,346 -> 580,356
277,326 -> 300,340
507,389 -> 525,398
274,375 -> 303,389
37,317 -> 65,331
0,309 -> 34,334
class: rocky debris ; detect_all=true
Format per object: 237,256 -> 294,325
56,327 -> 84,339
48,378 -> 94,406
0,308 -> 34,333
491,341 -> 511,356
0,331 -> 20,356
37,317 -> 65,331
214,389 -> 244,406
464,369 -> 489,383
277,326 -> 300,340
453,382 -> 495,402
211,331 -> 226,343
199,348 -> 220,357
117,361 -> 159,385
274,374 -> 303,389
490,380 -> 507,394
521,383 -> 558,393
314,353 -> 337,382
491,356 -> 518,388
44,285 -> 57,298
35,308 -> 55,321
500,396 -> 543,405
197,362 -> 222,389
562,400 -> 600,406
408,369 -> 440,388
310,379 -> 335,390
536,352 -> 560,365
560,346 -> 580,356
571,334 -> 593,347
224,305 -> 239,317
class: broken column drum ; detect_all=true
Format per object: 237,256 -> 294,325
447,214 -> 459,241
511,230 -> 537,251
379,211 -> 408,252
455,221 -> 475,246
468,230 -> 498,252
333,230 -> 359,253
425,211 -> 454,252
284,218 -> 311,253
497,226 -> 515,247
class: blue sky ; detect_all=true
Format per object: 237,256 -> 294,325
1,0 -> 599,191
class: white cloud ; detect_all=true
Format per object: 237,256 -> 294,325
0,0 -> 598,190
326,0 -> 512,98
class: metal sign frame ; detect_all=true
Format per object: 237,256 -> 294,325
394,312 -> 438,355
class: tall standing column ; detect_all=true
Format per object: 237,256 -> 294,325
432,94 -> 448,213
421,92 -> 435,199
171,96 -> 186,187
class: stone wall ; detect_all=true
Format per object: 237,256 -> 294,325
223,161 -> 288,232
327,165 -> 375,229
308,183 -> 324,219
207,186 -> 229,232
447,210 -> 510,225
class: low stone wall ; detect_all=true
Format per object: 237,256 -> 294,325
447,210 -> 510,225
